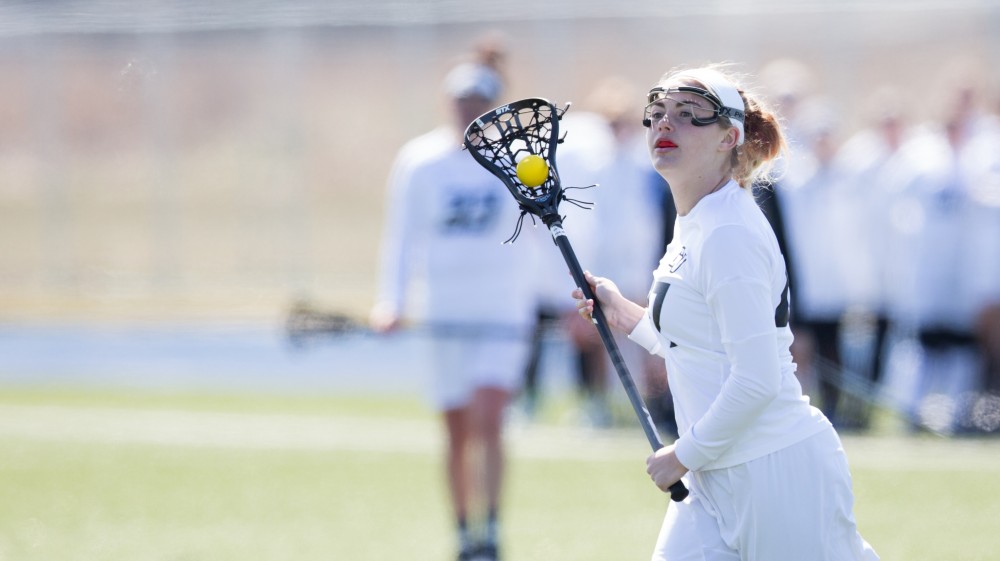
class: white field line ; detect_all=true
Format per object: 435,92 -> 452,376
0,404 -> 997,469
835,434 -> 1000,471
0,404 -> 646,461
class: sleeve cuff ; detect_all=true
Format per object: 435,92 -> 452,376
673,431 -> 711,472
628,315 -> 662,356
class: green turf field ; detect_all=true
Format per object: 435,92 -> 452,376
0,389 -> 998,561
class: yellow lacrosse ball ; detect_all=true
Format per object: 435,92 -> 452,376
516,154 -> 549,188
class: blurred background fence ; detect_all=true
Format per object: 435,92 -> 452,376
1,0 -> 997,323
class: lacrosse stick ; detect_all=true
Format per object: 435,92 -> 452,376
285,300 -> 535,346
464,98 -> 689,502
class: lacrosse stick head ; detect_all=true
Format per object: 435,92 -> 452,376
463,98 -> 570,224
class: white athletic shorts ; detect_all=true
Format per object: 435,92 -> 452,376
652,427 -> 879,561
428,336 -> 530,411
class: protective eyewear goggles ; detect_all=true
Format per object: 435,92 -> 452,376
642,86 -> 745,128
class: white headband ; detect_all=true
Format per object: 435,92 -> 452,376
673,69 -> 746,145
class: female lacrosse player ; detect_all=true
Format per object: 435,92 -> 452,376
572,65 -> 879,561
370,40 -> 540,561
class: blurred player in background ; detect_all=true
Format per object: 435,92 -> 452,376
770,97 -> 855,427
369,37 -> 539,561
883,60 -> 1000,434
832,85 -> 914,428
965,79 -> 1000,433
524,77 -> 675,431
566,76 -> 676,431
753,58 -> 819,394
517,99 -> 605,424
573,65 -> 878,560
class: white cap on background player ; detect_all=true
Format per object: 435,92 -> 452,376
444,62 -> 502,101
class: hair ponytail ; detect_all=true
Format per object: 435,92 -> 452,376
731,91 -> 786,188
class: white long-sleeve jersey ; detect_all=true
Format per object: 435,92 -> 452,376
630,181 -> 829,471
374,127 -> 540,326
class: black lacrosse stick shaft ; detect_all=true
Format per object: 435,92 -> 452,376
545,216 -> 689,503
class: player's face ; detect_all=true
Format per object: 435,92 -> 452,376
645,86 -> 730,177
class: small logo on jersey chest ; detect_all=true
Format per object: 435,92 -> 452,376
668,247 -> 688,273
